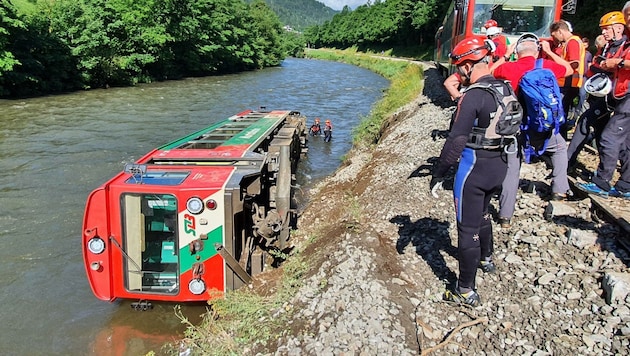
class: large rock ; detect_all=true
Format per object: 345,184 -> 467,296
544,201 -> 578,221
566,228 -> 599,248
602,272 -> 630,305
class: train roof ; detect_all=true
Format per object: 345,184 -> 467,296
139,110 -> 295,163
99,110 -> 301,189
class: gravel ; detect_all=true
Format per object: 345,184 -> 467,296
260,64 -> 630,355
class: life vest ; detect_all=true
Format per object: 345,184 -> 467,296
464,81 -> 522,150
612,42 -> 630,100
557,35 -> 585,88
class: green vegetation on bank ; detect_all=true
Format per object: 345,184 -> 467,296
170,50 -> 421,355
306,48 -> 424,146
172,253 -> 309,355
0,0 -> 305,98
304,1 -> 450,51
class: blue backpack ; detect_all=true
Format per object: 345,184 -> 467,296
519,59 -> 565,161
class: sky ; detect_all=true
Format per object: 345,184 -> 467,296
318,0 -> 370,11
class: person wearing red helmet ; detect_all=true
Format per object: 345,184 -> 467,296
430,37 -> 516,307
323,119 -> 332,142
309,118 -> 321,136
484,19 -> 508,62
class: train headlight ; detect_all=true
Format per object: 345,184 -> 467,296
87,237 -> 106,254
188,279 -> 206,295
186,197 -> 204,214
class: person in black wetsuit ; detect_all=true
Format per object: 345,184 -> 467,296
430,38 -> 512,307
309,118 -> 321,136
323,119 -> 332,142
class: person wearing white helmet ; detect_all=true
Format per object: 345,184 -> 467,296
491,32 -> 572,228
484,19 -> 508,62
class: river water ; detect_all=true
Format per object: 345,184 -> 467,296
0,58 -> 389,355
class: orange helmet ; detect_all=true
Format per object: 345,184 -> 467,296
484,19 -> 498,29
599,11 -> 625,27
325,119 -> 331,124
450,38 -> 492,65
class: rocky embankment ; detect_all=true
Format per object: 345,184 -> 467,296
262,64 -> 630,355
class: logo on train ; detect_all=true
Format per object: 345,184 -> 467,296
184,213 -> 196,237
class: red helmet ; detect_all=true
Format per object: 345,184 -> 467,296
484,19 -> 498,29
450,38 -> 492,65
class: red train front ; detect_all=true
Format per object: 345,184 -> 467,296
82,110 -> 307,302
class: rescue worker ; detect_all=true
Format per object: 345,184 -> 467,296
484,19 -> 508,62
309,118 -> 321,136
549,20 -> 586,138
567,11 -> 627,172
492,33 -> 573,228
582,4 -> 630,197
323,119 -> 332,142
443,21 -> 506,105
430,38 -> 512,306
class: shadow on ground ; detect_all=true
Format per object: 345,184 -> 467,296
390,215 -> 457,283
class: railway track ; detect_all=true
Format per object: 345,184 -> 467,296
568,143 -> 630,252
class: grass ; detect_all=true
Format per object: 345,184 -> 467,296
166,47 -> 424,355
169,250 -> 310,355
306,47 -> 425,146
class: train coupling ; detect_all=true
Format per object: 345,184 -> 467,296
130,300 -> 153,311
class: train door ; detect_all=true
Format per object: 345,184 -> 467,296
120,193 -> 180,295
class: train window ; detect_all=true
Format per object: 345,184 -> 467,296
125,171 -> 189,185
122,194 -> 179,295
473,0 -> 556,37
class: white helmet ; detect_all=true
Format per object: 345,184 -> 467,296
486,26 -> 501,36
584,73 -> 612,97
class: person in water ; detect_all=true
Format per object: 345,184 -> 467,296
309,118 -> 321,136
323,119 -> 332,142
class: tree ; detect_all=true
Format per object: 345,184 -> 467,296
0,1 -> 23,75
248,0 -> 284,67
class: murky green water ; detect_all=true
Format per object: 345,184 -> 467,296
0,58 -> 389,355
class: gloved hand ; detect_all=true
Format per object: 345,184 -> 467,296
430,176 -> 444,198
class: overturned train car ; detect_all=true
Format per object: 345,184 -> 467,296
82,109 -> 307,302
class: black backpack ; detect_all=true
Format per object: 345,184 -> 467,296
464,80 -> 523,150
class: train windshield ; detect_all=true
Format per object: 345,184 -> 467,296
122,194 -> 179,295
472,0 -> 558,38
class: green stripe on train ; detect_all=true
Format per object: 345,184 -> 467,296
179,225 -> 223,273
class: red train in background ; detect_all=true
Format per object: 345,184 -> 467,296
434,0 -> 577,76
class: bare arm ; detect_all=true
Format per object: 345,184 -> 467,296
540,41 -> 573,77
443,73 -> 462,100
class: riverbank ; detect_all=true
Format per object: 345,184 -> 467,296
176,55 -> 630,355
